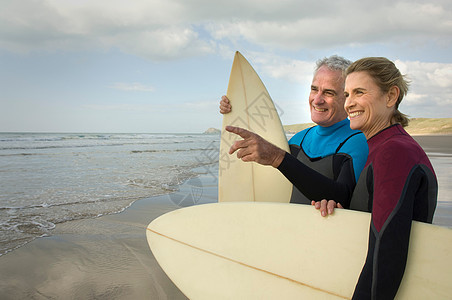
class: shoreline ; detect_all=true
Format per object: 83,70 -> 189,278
0,135 -> 450,299
0,170 -> 218,299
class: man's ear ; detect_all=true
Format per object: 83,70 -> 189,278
386,86 -> 400,108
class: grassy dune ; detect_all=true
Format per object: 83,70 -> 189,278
283,123 -> 316,134
403,118 -> 452,135
283,118 -> 452,135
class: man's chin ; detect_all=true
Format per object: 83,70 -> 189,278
311,113 -> 330,126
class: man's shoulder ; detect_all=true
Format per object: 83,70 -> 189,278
331,120 -> 366,143
336,126 -> 368,153
288,125 -> 316,145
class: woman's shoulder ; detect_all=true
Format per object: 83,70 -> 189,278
373,132 -> 426,166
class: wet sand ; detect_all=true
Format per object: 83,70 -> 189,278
0,135 -> 450,299
413,135 -> 452,154
0,171 -> 218,299
414,135 -> 452,227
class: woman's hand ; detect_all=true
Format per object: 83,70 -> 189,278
311,199 -> 344,217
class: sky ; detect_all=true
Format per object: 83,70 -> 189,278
1,0 -> 451,133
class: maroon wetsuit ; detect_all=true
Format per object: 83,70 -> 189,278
349,124 -> 437,300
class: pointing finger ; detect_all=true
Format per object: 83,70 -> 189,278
225,126 -> 252,139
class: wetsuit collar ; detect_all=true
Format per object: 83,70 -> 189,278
315,118 -> 350,136
367,124 -> 405,148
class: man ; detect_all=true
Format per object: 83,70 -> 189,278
221,55 -> 368,212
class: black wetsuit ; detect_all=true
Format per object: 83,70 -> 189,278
277,118 -> 369,207
350,124 -> 438,300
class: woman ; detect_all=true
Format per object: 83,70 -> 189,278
317,57 -> 438,299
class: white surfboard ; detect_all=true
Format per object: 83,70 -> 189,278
219,51 -> 292,203
146,202 -> 452,299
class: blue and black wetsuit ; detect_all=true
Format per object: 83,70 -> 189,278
350,124 -> 437,300
277,118 -> 368,207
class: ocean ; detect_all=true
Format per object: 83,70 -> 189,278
0,132 -> 451,257
0,132 -> 220,256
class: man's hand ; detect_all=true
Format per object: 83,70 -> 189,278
226,126 -> 286,168
219,95 -> 232,114
311,199 -> 344,217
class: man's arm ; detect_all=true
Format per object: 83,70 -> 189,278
278,152 -> 355,207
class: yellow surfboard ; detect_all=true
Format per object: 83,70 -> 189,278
147,202 -> 452,299
219,51 -> 292,203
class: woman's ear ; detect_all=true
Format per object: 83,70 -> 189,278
386,86 -> 400,108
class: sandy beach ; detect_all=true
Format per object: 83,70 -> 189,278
0,135 -> 450,299
0,198 -> 187,299
0,170 -> 219,300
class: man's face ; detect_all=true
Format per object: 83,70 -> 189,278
309,66 -> 348,127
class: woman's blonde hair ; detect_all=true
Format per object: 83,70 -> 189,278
346,57 -> 410,127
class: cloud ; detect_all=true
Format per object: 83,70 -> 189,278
205,1 -> 452,50
1,0 -> 451,128
248,52 -> 315,84
109,82 -> 155,92
0,0 -> 214,59
394,60 -> 452,117
396,60 -> 452,89
83,103 -> 159,112
2,0 -> 451,59
232,54 -> 452,119
105,27 -> 216,61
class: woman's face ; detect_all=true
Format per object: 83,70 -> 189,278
344,71 -> 395,139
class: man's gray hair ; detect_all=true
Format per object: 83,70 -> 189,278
315,55 -> 352,75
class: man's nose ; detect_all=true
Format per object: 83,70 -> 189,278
312,92 -> 324,104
